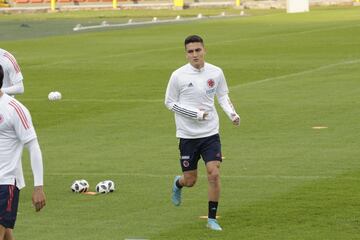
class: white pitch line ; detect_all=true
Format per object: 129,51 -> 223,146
124,238 -> 148,240
48,172 -> 173,178
25,45 -> 181,69
73,14 -> 243,32
231,58 -> 360,90
44,172 -> 360,181
20,58 -> 360,103
20,98 -> 163,103
218,23 -> 360,46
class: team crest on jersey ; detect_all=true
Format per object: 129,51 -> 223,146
207,79 -> 215,88
0,114 -> 3,125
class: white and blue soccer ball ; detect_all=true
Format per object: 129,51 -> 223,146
96,180 -> 115,194
71,179 -> 89,193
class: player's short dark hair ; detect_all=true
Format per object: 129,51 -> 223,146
184,35 -> 204,48
0,65 -> 3,88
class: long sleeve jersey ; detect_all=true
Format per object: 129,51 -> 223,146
0,93 -> 43,189
165,62 -> 237,139
0,48 -> 24,95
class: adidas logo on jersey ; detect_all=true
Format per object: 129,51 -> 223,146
188,83 -> 193,87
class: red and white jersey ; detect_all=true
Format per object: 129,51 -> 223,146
0,48 -> 23,89
165,62 -> 234,139
0,93 -> 37,189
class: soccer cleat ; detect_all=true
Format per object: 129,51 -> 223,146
171,176 -> 182,206
207,218 -> 222,231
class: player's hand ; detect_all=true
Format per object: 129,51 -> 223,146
203,112 -> 209,120
198,109 -> 208,121
231,113 -> 240,126
32,186 -> 46,212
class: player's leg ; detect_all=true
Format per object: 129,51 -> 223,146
4,229 -> 14,240
0,185 -> 20,239
172,170 -> 198,206
0,225 -> 6,240
201,134 -> 223,231
183,169 -> 198,187
206,161 -> 221,202
175,169 -> 198,187
205,161 -> 222,231
172,138 -> 200,206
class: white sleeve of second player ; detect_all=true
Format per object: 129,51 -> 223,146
1,52 -> 24,85
165,73 -> 205,120
1,81 -> 24,95
25,139 -> 44,187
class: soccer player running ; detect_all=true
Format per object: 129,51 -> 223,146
0,48 -> 25,97
0,65 -> 46,240
165,35 -> 240,231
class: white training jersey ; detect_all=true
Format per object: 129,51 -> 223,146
0,93 -> 37,189
0,48 -> 23,89
165,62 -> 236,139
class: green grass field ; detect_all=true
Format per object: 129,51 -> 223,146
1,6 -> 360,240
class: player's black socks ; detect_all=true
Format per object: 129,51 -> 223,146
176,179 -> 183,189
208,201 -> 218,219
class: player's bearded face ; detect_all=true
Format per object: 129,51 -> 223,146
185,42 -> 206,69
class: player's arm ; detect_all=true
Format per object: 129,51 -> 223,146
165,73 -> 206,120
1,81 -> 24,95
11,102 -> 45,212
217,94 -> 240,126
1,52 -> 24,95
216,71 -> 240,126
25,138 -> 46,212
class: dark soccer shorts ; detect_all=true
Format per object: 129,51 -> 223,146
178,134 -> 222,172
0,185 -> 20,229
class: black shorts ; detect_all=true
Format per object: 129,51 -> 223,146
179,134 -> 222,172
0,185 -> 20,229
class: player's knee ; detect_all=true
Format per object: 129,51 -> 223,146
207,169 -> 220,183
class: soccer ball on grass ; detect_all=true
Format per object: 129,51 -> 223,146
96,180 -> 115,194
71,179 -> 89,193
48,91 -> 62,101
